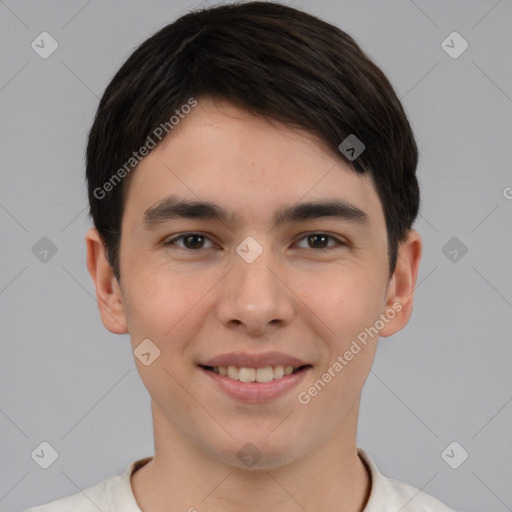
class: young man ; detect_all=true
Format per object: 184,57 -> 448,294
25,2 -> 459,511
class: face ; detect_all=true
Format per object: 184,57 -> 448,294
87,96 -> 421,469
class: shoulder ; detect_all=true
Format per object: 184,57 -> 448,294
358,448 -> 460,512
383,475 -> 459,512
22,457 -> 151,512
22,475 -> 114,512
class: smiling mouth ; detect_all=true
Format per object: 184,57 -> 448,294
199,364 -> 312,383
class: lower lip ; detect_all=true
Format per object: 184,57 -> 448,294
200,366 -> 311,403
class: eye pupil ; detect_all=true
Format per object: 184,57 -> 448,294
309,234 -> 328,248
185,234 -> 204,249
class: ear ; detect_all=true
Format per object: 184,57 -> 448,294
379,229 -> 422,338
85,227 -> 128,334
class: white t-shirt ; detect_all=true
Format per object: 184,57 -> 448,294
24,448 -> 458,512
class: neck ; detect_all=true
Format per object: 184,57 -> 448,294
131,402 -> 371,512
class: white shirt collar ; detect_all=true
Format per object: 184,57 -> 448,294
111,449 -> 456,512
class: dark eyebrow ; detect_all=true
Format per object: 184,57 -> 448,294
142,195 -> 369,230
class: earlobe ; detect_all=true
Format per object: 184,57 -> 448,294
85,227 -> 128,334
379,229 -> 422,338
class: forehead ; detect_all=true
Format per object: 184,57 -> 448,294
122,97 -> 385,231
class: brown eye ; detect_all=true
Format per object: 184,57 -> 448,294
295,233 -> 344,250
164,233 -> 214,250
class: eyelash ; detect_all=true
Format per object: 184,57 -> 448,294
163,232 -> 346,252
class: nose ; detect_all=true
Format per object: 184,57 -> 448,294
215,246 -> 295,336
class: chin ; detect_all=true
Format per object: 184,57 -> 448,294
208,433 -> 307,471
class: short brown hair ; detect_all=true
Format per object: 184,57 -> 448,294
86,1 -> 419,281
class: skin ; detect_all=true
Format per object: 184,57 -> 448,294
86,96 -> 421,512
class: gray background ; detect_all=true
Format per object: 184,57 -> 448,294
1,0 -> 511,511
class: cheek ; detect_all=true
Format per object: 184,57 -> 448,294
303,267 -> 386,339
122,268 -> 204,344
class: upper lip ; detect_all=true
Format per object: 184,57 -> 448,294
199,351 -> 310,369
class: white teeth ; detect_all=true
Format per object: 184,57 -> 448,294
227,365 -> 238,380
210,364 -> 304,382
273,365 -> 284,379
255,366 -> 274,383
238,367 -> 256,382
